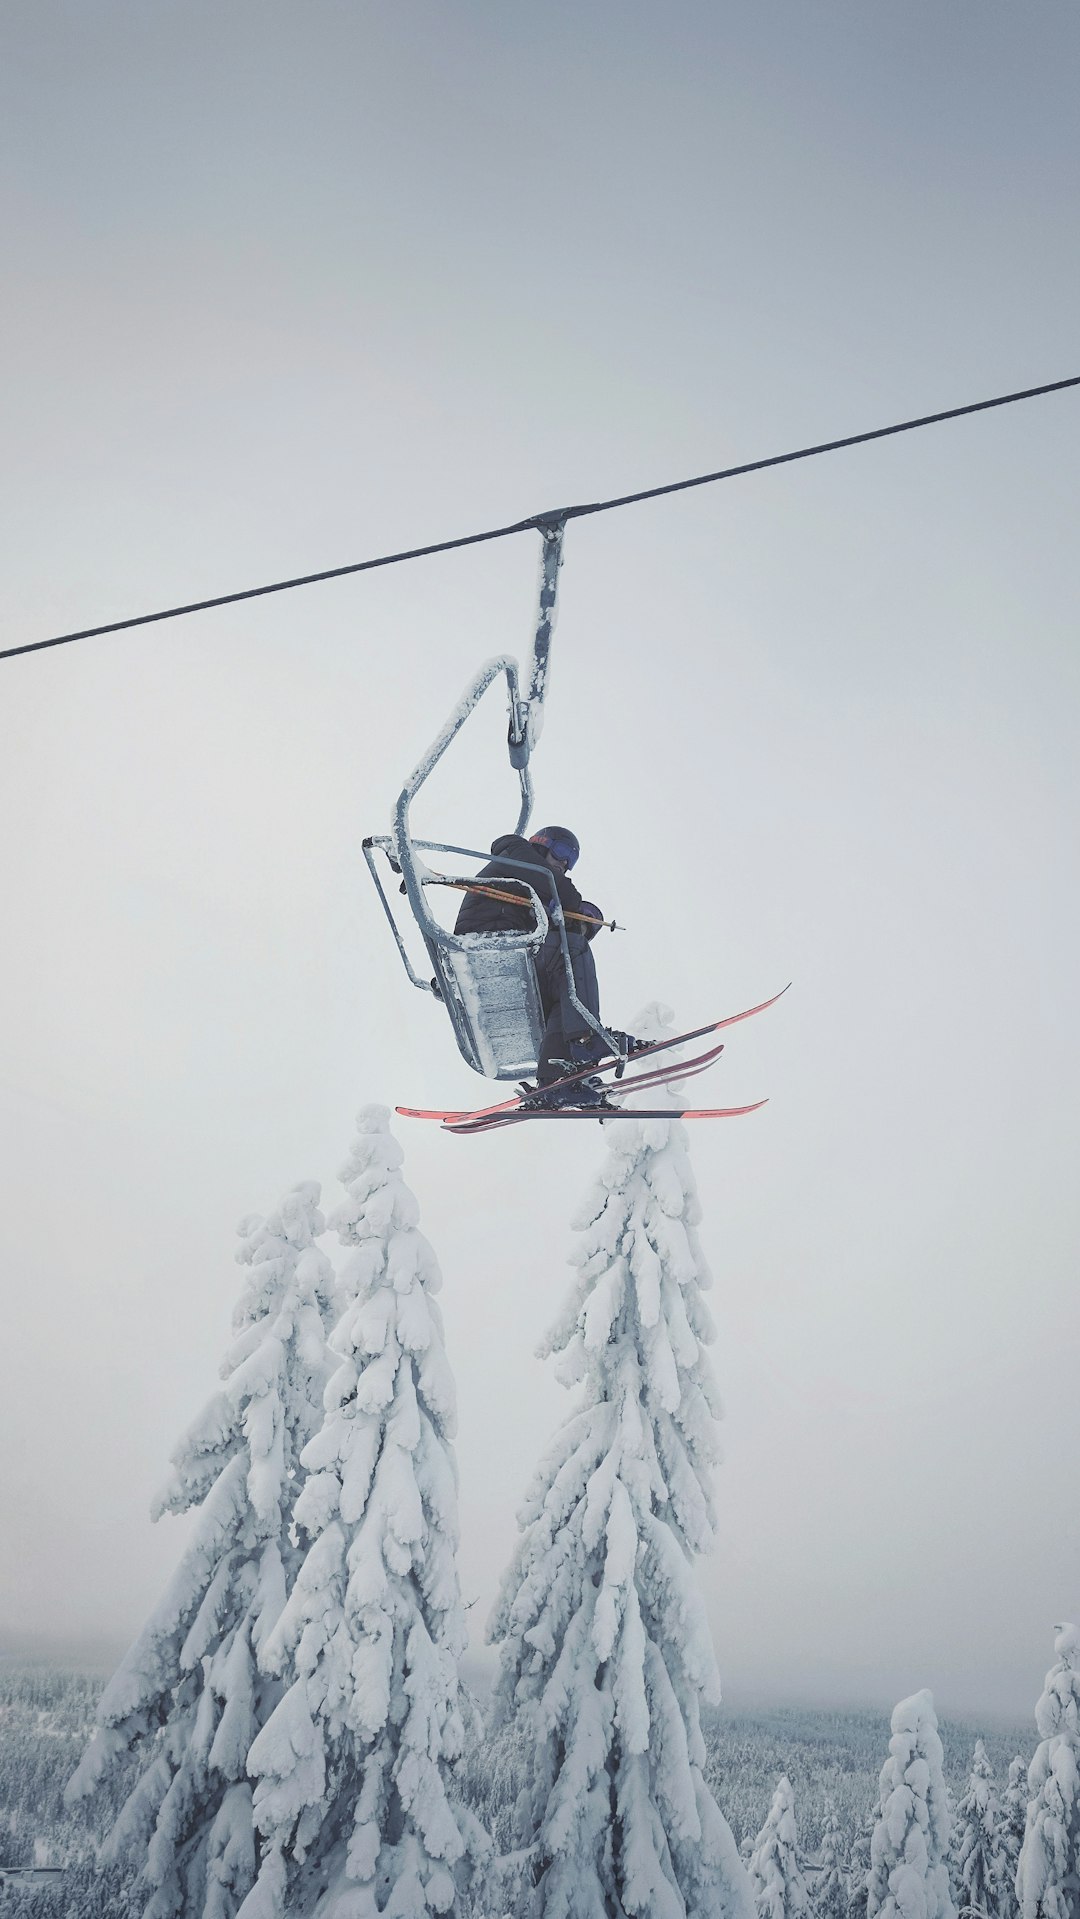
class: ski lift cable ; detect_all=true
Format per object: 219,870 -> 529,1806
3,371 -> 1078,666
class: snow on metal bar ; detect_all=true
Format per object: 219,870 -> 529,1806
518,520 -> 565,757
397,654 -> 522,811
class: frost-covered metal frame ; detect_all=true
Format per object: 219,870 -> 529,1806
361,518 -> 618,1078
363,831 -> 616,1078
361,829 -> 547,1002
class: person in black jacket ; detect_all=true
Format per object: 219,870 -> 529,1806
454,824 -> 633,1099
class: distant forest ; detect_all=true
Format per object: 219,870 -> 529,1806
0,1658 -> 1032,1916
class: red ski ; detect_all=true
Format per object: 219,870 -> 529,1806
446,1099 -> 769,1136
396,1039 -> 725,1126
395,986 -> 788,1128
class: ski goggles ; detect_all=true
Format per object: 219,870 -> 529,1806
530,829 -> 580,870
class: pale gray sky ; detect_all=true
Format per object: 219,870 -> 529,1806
2,1 -> 1078,1723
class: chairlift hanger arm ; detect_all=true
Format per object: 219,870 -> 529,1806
392,519 -> 567,873
508,516 -> 566,769
396,653 -> 525,819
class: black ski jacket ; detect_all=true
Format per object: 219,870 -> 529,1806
453,834 -> 587,936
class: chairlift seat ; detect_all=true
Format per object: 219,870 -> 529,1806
429,932 -> 545,1079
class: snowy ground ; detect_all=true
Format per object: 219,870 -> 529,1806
0,1658 -> 1031,1916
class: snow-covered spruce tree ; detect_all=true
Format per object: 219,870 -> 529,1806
847,1810 -> 875,1919
748,1776 -> 810,1919
66,1183 -> 336,1919
241,1105 -> 486,1919
810,1799 -> 848,1919
488,1030 -> 754,1919
998,1756 -> 1028,1917
950,1741 -> 1005,1919
866,1690 -> 955,1919
1015,1623 -> 1080,1919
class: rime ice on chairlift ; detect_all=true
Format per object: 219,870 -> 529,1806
363,517 -> 621,1082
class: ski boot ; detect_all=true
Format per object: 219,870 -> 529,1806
525,1040 -> 619,1111
524,1073 -> 617,1112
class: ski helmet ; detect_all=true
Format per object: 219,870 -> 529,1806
529,826 -> 580,870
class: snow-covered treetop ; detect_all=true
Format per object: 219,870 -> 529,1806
328,1105 -> 420,1246
320,1102 -> 455,1444
956,1737 -> 995,1807
952,1738 -> 1005,1919
749,1775 -> 810,1919
1016,1624 -> 1080,1919
536,1006 -> 724,1567
1034,1622 -> 1080,1742
868,1690 -> 954,1919
760,1772 -> 796,1822
889,1689 -> 943,1747
152,1181 -> 336,1539
1003,1752 -> 1028,1836
234,1181 -> 331,1318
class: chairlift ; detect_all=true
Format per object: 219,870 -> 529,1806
363,519 -> 622,1082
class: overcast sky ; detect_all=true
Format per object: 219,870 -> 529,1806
3,1 -> 1079,1727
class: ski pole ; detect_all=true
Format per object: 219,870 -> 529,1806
424,877 -> 624,933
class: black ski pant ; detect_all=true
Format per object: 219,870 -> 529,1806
534,929 -> 602,1083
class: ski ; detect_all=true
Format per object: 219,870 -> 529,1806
445,1099 -> 769,1136
589,1042 -> 725,1096
396,1025 -> 726,1125
395,985 -> 789,1127
395,1039 -> 726,1126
